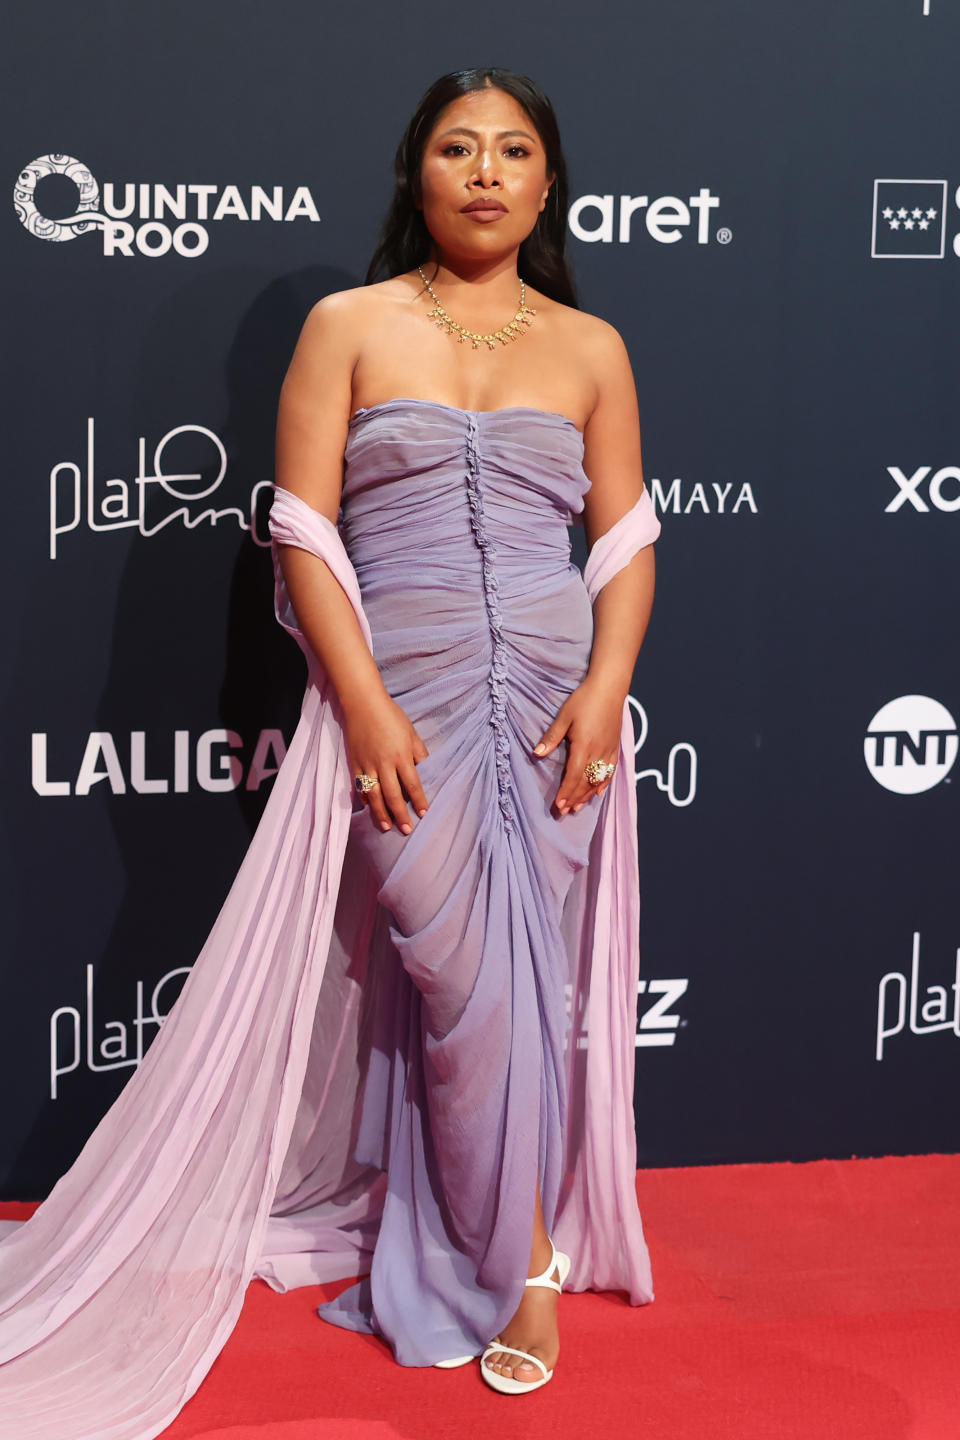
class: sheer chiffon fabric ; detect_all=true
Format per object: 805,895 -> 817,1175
0,400 -> 659,1437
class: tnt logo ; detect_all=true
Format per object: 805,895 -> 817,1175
865,696 -> 958,794
871,180 -> 948,259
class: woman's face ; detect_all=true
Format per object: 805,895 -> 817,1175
417,86 -> 554,265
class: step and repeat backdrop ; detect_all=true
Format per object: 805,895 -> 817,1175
2,1 -> 957,1197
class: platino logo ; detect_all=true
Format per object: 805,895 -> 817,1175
864,696 -> 957,794
49,418 -> 272,558
885,465 -> 960,513
876,932 -> 959,1060
870,180 -> 951,259
14,153 -> 319,258
629,699 -> 698,808
569,188 -> 727,245
50,963 -> 191,1097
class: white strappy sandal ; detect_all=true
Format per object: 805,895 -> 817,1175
479,1239 -> 571,1395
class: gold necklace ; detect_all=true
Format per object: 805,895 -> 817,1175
417,265 -> 536,351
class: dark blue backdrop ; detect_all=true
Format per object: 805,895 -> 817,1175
2,0 -> 957,1197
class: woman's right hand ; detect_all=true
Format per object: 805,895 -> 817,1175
343,691 -> 430,835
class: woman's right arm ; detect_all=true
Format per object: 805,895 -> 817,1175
274,295 -> 429,835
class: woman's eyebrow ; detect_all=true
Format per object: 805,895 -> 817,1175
435,127 -> 537,143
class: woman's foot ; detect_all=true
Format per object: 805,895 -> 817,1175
482,1231 -> 561,1385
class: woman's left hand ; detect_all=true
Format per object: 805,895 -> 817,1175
533,675 -> 626,814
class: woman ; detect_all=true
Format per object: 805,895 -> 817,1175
273,67 -> 659,1392
0,67 -> 657,1435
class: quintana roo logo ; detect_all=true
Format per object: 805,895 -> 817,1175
14,152 -> 320,257
865,695 -> 958,794
15,154 -> 102,242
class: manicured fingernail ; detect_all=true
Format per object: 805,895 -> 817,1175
417,808 -> 427,817
533,743 -> 546,755
380,821 -> 390,831
573,803 -> 583,812
401,824 -> 412,834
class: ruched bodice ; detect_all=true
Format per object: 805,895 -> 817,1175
342,398 -> 590,578
339,398 -> 594,834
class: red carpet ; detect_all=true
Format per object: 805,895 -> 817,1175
5,1153 -> 958,1438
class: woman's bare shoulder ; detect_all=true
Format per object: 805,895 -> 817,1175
530,290 -> 628,366
531,291 -> 626,352
527,290 -> 634,417
303,276 -> 416,332
285,280 -> 413,381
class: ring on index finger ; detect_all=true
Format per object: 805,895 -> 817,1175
583,760 -> 616,786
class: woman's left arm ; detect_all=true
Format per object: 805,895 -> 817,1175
533,322 -> 655,814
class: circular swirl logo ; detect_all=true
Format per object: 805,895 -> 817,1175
13,154 -> 104,242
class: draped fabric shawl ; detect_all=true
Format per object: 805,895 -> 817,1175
0,484 -> 659,1440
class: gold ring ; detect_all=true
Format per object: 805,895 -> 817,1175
584,760 -> 616,786
354,773 -> 379,794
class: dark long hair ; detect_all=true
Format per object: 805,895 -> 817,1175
364,68 -> 578,309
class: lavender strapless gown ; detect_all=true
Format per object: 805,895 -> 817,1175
317,398 -> 608,1365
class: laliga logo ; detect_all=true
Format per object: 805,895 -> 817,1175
864,696 -> 958,794
14,153 -> 319,258
31,727 -> 288,796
